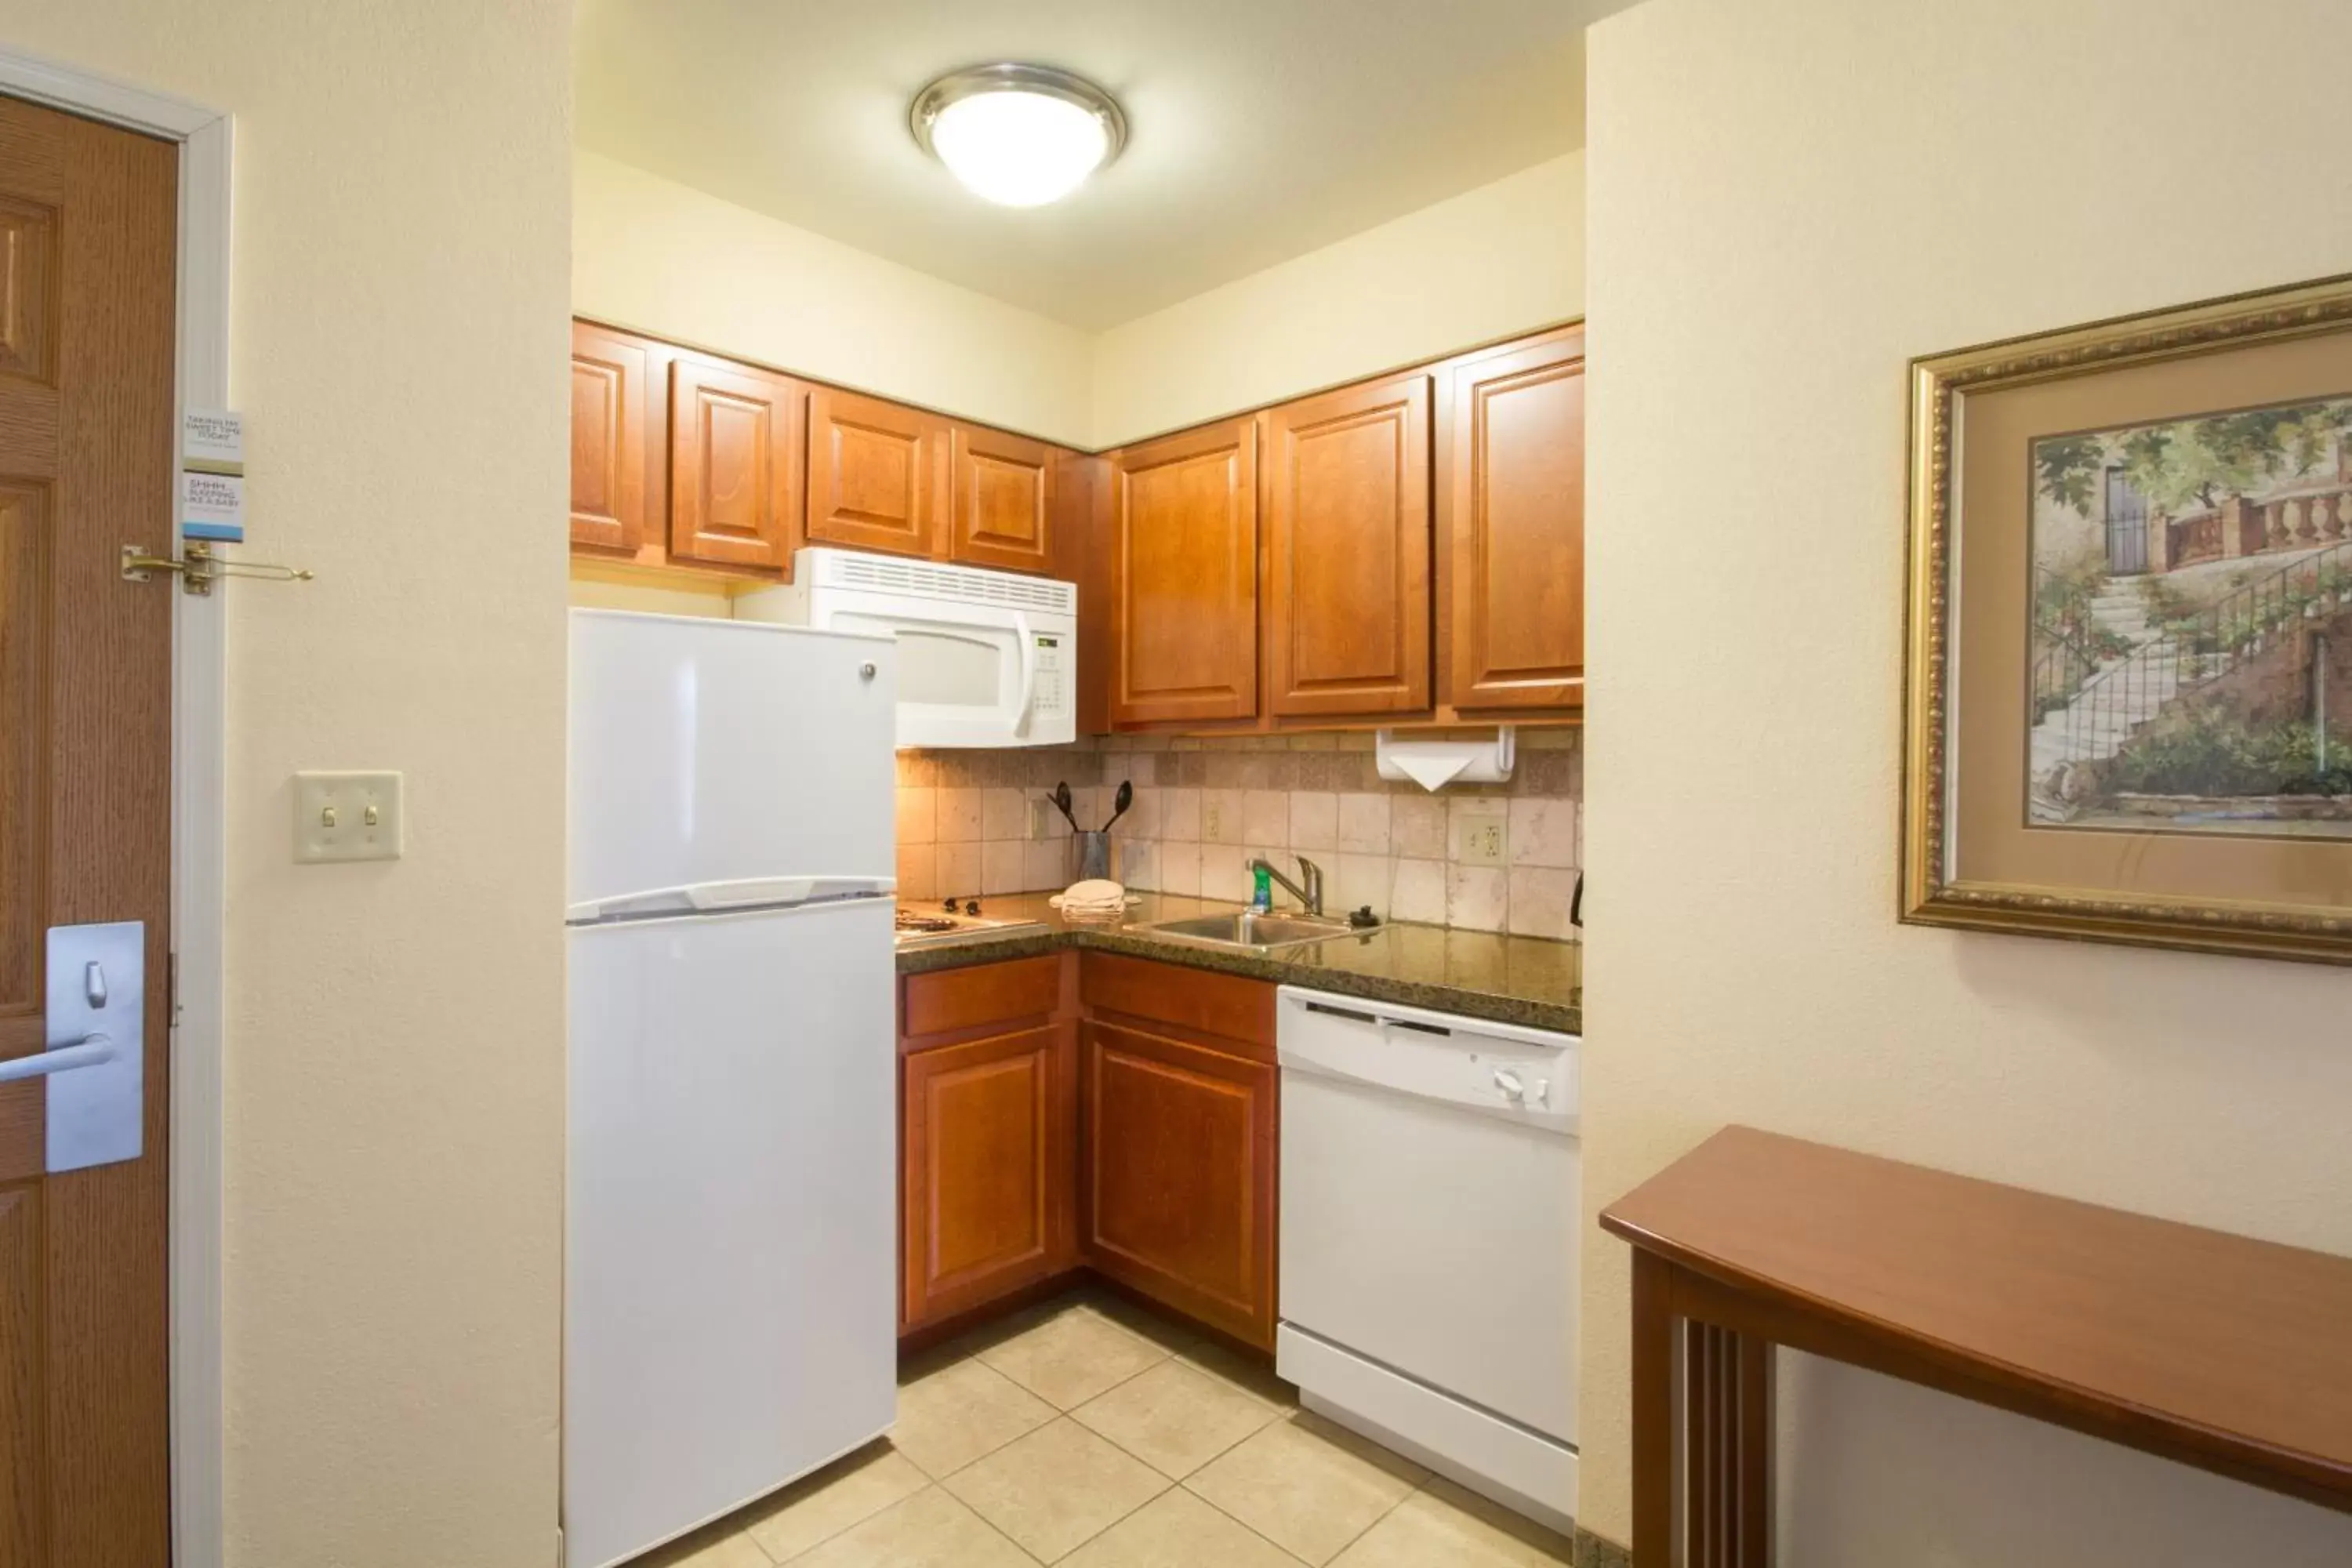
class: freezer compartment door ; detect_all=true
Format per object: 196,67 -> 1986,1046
568,608 -> 898,911
564,898 -> 895,1568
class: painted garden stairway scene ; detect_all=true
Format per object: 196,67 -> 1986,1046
2030,539 -> 2352,816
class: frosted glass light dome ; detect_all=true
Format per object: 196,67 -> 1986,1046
912,64 -> 1126,209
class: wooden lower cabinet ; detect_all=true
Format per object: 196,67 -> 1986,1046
897,951 -> 1280,1349
1081,1018 -> 1279,1349
1078,953 -> 1279,1350
901,1022 -> 1076,1330
898,956 -> 1076,1335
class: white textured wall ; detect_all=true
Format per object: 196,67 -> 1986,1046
575,150 -> 1094,447
1090,153 -> 1584,447
1582,2 -> 2352,1563
0,5 -> 572,1565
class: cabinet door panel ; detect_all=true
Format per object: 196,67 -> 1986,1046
808,387 -> 942,558
670,358 -> 803,571
1082,1019 -> 1276,1348
1444,331 -> 1585,710
950,426 -> 1057,573
1110,419 -> 1258,726
1058,452 -> 1114,735
902,1023 -> 1076,1330
1267,373 -> 1432,717
571,322 -> 650,553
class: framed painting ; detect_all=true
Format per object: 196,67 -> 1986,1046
1903,274 -> 2352,963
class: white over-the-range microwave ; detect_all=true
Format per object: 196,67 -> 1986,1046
736,547 -> 1076,749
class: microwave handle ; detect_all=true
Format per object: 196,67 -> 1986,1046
1011,612 -> 1037,737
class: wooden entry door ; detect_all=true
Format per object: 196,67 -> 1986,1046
0,96 -> 179,1567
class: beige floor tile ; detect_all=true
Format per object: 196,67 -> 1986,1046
1081,1291 -> 1203,1357
919,1295 -> 1063,1369
1071,1358 -> 1283,1479
741,1442 -> 929,1562
788,1486 -> 1034,1568
1327,1479 -> 1572,1566
633,1521 -> 774,1568
1058,1487 -> 1307,1567
1174,1338 -> 1298,1411
975,1303 -> 1171,1409
891,1356 -> 1058,1479
942,1418 -> 1171,1563
1184,1414 -> 1426,1566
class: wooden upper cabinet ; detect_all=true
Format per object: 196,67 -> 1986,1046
1442,328 -> 1585,710
670,356 -> 804,572
569,321 -> 650,553
1265,372 -> 1432,717
949,425 -> 1058,573
807,387 -> 944,559
1110,419 -> 1259,727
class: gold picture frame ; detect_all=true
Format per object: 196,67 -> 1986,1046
1903,274 -> 2352,963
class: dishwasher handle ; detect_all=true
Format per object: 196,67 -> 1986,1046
1301,999 -> 1452,1037
1279,985 -> 1579,1134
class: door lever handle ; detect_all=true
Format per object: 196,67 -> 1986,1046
40,920 -> 144,1173
0,1035 -> 117,1083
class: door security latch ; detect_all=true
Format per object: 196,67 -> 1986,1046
122,540 -> 312,597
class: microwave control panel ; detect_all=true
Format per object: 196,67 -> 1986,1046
1033,634 -> 1070,717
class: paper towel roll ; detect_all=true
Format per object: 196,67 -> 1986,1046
1374,728 -> 1515,791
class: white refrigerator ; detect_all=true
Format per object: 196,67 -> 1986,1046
564,609 -> 899,1568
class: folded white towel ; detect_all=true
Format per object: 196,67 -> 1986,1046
1053,877 -> 1128,916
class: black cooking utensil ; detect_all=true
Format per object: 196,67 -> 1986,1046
1101,779 -> 1134,832
1052,781 -> 1083,832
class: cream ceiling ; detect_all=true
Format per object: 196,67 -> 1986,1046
574,0 -> 1621,330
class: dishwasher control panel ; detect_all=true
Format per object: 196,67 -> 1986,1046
1274,986 -> 1579,1134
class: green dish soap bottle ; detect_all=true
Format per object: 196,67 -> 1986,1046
1250,861 -> 1273,914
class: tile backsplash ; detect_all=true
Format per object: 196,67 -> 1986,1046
895,731 -> 1582,940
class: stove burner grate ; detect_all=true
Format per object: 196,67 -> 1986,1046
895,913 -> 960,935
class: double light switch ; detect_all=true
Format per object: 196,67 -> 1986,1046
293,770 -> 405,862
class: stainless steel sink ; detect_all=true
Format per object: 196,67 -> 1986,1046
1134,911 -> 1363,953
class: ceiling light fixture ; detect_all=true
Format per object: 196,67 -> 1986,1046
910,63 -> 1127,209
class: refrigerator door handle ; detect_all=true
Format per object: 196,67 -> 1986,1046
568,876 -> 898,923
686,877 -> 895,911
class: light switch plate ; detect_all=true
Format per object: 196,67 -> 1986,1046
293,770 -> 405,863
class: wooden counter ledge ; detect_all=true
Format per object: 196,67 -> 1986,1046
1600,1126 -> 2352,1566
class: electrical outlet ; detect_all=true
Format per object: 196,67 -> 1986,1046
1454,815 -> 1507,867
1202,798 -> 1224,841
1029,796 -> 1053,839
293,770 -> 404,863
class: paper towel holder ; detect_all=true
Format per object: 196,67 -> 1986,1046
1373,727 -> 1515,791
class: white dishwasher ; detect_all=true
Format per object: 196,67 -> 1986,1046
1276,985 -> 1580,1534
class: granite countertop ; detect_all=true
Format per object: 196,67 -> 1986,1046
897,891 -> 1581,1035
